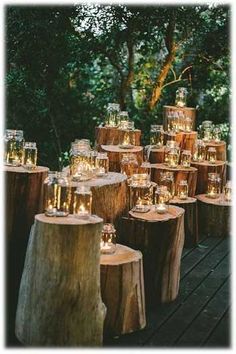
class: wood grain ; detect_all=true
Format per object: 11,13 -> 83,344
101,145 -> 143,172
95,126 -> 141,148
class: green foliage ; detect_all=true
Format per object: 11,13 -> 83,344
6,4 -> 230,168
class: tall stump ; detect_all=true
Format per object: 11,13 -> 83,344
118,205 -> 185,306
205,141 -> 227,161
101,145 -> 143,172
163,105 -> 196,131
95,126 -> 141,149
164,131 -> 197,154
149,147 -> 165,164
5,165 -> 48,345
15,214 -> 105,347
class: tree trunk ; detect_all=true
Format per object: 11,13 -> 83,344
95,127 -> 141,149
15,214 -> 105,347
101,145 -> 143,172
164,131 -> 197,154
149,146 -> 165,164
101,244 -> 146,336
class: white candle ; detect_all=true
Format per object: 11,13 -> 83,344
156,203 -> 167,214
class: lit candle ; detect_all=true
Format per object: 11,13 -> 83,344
96,167 -> 106,177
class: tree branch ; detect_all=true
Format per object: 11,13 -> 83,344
161,65 -> 192,89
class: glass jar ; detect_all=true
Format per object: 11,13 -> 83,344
177,180 -> 188,200
119,111 -> 129,130
184,117 -> 192,132
127,121 -> 135,130
159,171 -> 175,199
207,173 -> 221,199
44,171 -> 71,217
203,127 -> 212,142
120,153 -> 139,178
206,147 -> 217,163
130,173 -> 149,187
167,148 -> 179,168
213,127 -> 221,143
95,152 -> 109,177
119,130 -> 135,148
150,125 -> 164,148
100,223 -> 116,255
193,139 -> 206,162
167,111 -> 177,132
23,142 -> 37,170
129,178 -> 153,212
223,181 -> 232,201
105,103 -> 120,127
155,186 -> 169,214
73,186 -> 92,219
175,87 -> 188,107
180,150 -> 192,168
4,129 -> 24,166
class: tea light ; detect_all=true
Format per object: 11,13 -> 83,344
23,142 -> 37,170
74,186 -> 92,219
167,148 -> 179,168
206,147 -> 217,164
177,180 -> 188,200
100,223 -> 116,254
133,197 -> 151,213
155,186 -> 168,214
180,150 -> 191,168
224,181 -> 232,201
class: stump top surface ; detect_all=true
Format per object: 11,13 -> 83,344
170,196 -> 197,204
100,244 -> 142,265
196,194 -> 232,207
164,105 -> 196,111
35,213 -> 103,225
3,165 -> 49,174
164,131 -> 197,137
69,172 -> 127,188
101,145 -> 143,153
129,204 -> 184,222
191,160 -> 225,167
205,141 -> 226,148
150,163 -> 197,173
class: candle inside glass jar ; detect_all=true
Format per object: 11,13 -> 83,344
224,181 -> 232,201
74,186 -> 92,219
207,173 -> 221,199
177,180 -> 188,200
180,150 -> 191,168
167,148 -> 179,168
23,142 -> 37,170
100,223 -> 116,254
206,147 -> 217,163
155,186 -> 168,214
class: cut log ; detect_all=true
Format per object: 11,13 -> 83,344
95,127 -> 141,149
100,244 -> 146,336
191,160 -> 226,195
5,165 -> 49,345
196,194 -> 231,238
117,205 -> 185,306
163,105 -> 196,131
164,131 -> 197,154
149,146 -> 165,164
15,214 -> 106,347
70,172 -> 128,226
150,163 -> 198,197
101,145 -> 143,172
170,197 -> 198,247
205,141 -> 227,161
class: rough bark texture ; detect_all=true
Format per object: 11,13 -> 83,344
70,172 -> 128,226
164,131 -> 197,154
95,127 -> 141,149
5,166 -> 49,345
15,214 -> 105,347
117,205 -> 185,306
101,145 -> 143,172
170,197 -> 198,247
205,141 -> 227,161
163,106 -> 196,131
149,147 -> 165,164
100,244 -> 146,336
191,161 -> 226,195
196,194 -> 231,238
150,163 -> 198,197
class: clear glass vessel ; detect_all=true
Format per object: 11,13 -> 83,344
175,87 -> 188,107
193,139 -> 206,162
120,153 -> 139,178
223,181 -> 232,201
206,147 -> 217,163
167,148 -> 179,168
95,152 -> 109,176
180,150 -> 192,168
207,173 -> 221,199
150,125 -> 164,148
177,180 -> 188,200
22,142 -> 37,170
155,186 -> 169,214
184,117 -> 192,132
100,223 -> 116,254
44,171 -> 71,217
159,171 -> 175,199
213,127 -> 221,143
119,130 -> 136,147
73,185 -> 92,219
105,103 -> 120,127
4,129 -> 24,166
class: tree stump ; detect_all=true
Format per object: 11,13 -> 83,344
101,145 -> 143,172
70,172 -> 128,226
170,197 -> 198,248
15,214 -> 106,347
196,194 -> 231,238
150,163 -> 198,197
191,160 -> 226,195
5,165 -> 49,345
163,105 -> 196,131
117,205 -> 185,306
95,127 -> 141,149
205,141 -> 227,161
149,146 -> 165,164
100,244 -> 146,336
164,131 -> 197,154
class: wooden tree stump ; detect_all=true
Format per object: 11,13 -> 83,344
70,172 -> 128,226
191,160 -> 226,195
163,105 -> 196,131
150,163 -> 198,197
117,205 -> 185,306
95,127 -> 141,149
100,244 -> 146,336
205,141 -> 227,161
101,145 -> 143,172
170,197 -> 198,248
196,194 -> 231,238
164,131 -> 197,154
15,214 -> 106,347
149,146 -> 165,164
5,165 -> 49,345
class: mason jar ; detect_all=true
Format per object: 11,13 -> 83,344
177,180 -> 188,200
95,152 -> 109,176
224,181 -> 232,201
105,103 -> 120,127
207,173 -> 221,198
167,148 -> 179,168
100,223 -> 116,255
44,171 -> 71,217
120,153 -> 139,179
4,129 -> 24,166
206,147 -> 217,163
193,139 -> 206,162
155,186 -> 169,214
119,111 -> 129,130
23,142 -> 38,170
73,185 -> 92,219
150,125 -> 164,148
175,87 -> 188,107
159,171 -> 175,199
180,150 -> 192,168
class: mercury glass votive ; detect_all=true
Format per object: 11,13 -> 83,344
74,186 -> 92,219
206,147 -> 217,163
180,150 -> 192,168
155,186 -> 169,214
23,142 -> 37,170
100,223 -> 116,254
177,180 -> 188,200
207,173 -> 221,199
95,152 -> 109,177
